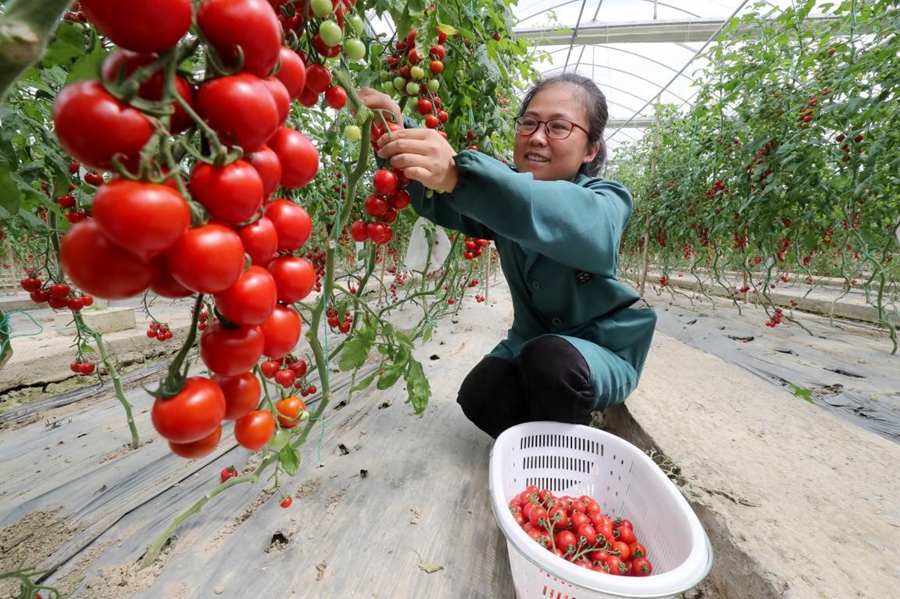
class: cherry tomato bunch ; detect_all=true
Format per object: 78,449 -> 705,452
463,236 -> 490,261
20,276 -> 94,311
509,485 -> 654,577
382,27 -> 449,132
260,356 -> 312,393
146,322 -> 173,342
351,168 -> 412,245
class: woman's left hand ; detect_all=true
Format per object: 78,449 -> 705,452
375,128 -> 459,193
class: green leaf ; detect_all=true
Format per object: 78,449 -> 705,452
41,23 -> 87,68
422,324 -> 434,344
279,444 -> 301,476
65,44 -> 106,85
338,322 -> 376,371
350,369 -> 378,393
0,162 -> 21,215
79,343 -> 95,353
395,329 -> 414,349
418,560 -> 443,574
404,357 -> 431,416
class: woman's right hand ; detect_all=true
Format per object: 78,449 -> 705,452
356,87 -> 403,127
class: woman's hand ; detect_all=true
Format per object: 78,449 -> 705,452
355,87 -> 402,127
375,128 -> 459,193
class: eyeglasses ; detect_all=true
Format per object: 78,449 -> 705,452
514,116 -> 589,140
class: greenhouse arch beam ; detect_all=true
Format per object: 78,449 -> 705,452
539,63 -> 691,106
514,14 -> 840,46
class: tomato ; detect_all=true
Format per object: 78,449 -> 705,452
266,256 -> 315,303
149,256 -> 193,299
298,87 -> 319,108
197,0 -> 281,77
259,359 -> 281,379
583,499 -> 601,515
268,428 -> 291,450
234,409 -> 276,451
166,223 -> 246,294
631,556 -> 653,577
288,359 -> 307,377
264,199 -> 312,251
213,266 -> 277,326
350,220 -> 368,242
52,80 -> 154,172
570,511 -> 590,531
263,77 -> 291,125
617,518 -> 634,529
274,46 -> 306,98
304,63 -> 331,94
372,169 -> 399,195
220,465 -> 239,482
92,180 -> 191,261
274,368 -> 295,387
190,160 -> 265,225
367,222 -> 393,245
212,371 -> 262,420
236,216 -> 278,267
528,506 -> 548,529
364,194 -> 388,217
245,146 -> 282,198
259,304 -> 301,359
60,220 -> 153,300
200,322 -> 265,376
629,542 -> 647,559
80,0 -> 192,53
324,85 -> 347,110
611,540 -> 631,561
151,376 -> 226,443
616,525 -> 637,545
198,74 -> 279,151
268,128 -> 319,189
20,276 -> 42,292
168,425 -> 222,459
280,495 -> 293,508
554,530 -> 578,556
344,38 -> 366,61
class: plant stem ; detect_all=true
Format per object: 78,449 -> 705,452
0,0 -> 73,101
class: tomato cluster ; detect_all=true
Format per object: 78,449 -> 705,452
463,236 -> 490,261
509,486 -> 654,577
351,168 -> 411,245
381,27 -> 449,132
146,322 -> 173,342
20,276 -> 94,311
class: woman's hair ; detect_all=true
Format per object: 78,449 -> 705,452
518,72 -> 609,177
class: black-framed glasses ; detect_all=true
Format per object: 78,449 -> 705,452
513,116 -> 589,140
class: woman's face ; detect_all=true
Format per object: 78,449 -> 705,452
513,84 -> 599,182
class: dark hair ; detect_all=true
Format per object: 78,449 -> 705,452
518,72 -> 609,177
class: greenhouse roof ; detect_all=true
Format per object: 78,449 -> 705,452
509,0 -> 837,153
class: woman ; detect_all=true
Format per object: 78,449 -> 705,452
359,73 -> 656,438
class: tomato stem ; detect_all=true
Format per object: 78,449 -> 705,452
150,294 -> 205,399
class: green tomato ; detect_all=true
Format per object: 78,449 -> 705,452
406,81 -> 420,95
344,38 -> 366,61
344,125 -> 361,141
410,66 -> 426,80
427,78 -> 440,93
393,76 -> 407,91
267,428 -> 291,451
379,70 -> 393,82
347,14 -> 365,34
319,20 -> 343,47
311,0 -> 333,18
382,81 -> 397,95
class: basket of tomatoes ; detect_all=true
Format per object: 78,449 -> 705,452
489,421 -> 713,599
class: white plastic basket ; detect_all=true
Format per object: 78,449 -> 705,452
489,421 -> 713,599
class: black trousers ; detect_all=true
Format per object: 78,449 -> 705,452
456,335 -> 596,438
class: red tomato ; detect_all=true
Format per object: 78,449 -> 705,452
275,396 -> 306,428
266,256 -> 315,303
350,220 -> 368,242
149,256 -> 194,299
631,556 -> 653,577
52,80 -> 154,172
298,87 -> 319,108
166,224 -> 246,294
554,530 -> 578,556
212,371 -> 262,421
629,542 -> 647,559
548,506 -> 568,530
388,188 -> 410,210
367,222 -> 393,245
80,0 -> 192,53
263,77 -> 291,125
274,368 -> 295,388
528,506 -> 548,529
245,146 -> 282,198
236,216 -> 279,266
234,409 -> 276,451
168,425 -> 222,459
259,304 -> 301,359
280,495 -> 293,508
151,377 -> 226,443
268,128 -> 319,189
324,85 -> 347,110
60,220 -> 153,300
220,465 -> 239,482
364,194 -> 388,217
274,46 -> 306,98
264,199 -> 312,251
190,160 -> 264,225
611,540 -> 631,561
213,266 -> 277,326
198,74 -> 279,151
200,322 -> 265,376
616,525 -> 637,545
197,0 -> 281,77
373,169 -> 399,195
304,63 -> 331,94
259,359 -> 281,379
92,180 -> 191,261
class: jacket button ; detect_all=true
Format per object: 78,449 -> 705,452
551,318 -> 561,326
532,280 -> 540,290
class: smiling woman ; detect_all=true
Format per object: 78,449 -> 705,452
359,72 -> 657,438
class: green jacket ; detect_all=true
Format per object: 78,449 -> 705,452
408,150 -> 656,402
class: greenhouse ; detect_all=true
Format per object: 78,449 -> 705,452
0,1 -> 897,598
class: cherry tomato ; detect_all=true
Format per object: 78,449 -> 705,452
259,304 -> 301,360
268,128 -> 319,189
213,266 -> 277,326
92,180 -> 191,261
245,146 -> 282,198
234,409 -> 276,451
151,377 -> 226,443
324,85 -> 347,110
275,396 -> 307,428
189,159 -> 265,225
554,530 -> 578,557
274,368 -> 296,388
236,216 -> 279,267
629,542 -> 647,559
198,74 -> 279,151
79,0 -> 192,53
350,220 -> 368,242
197,0 -> 281,77
212,371 -> 262,421
168,425 -> 222,459
388,189 -> 410,210
373,169 -> 399,195
632,556 -> 653,576
220,465 -> 239,482
274,46 -> 306,98
263,77 -> 291,125
280,495 -> 293,508
264,199 -> 312,251
53,80 -> 154,172
166,224 -> 246,294
616,525 -> 637,545
259,359 -> 281,379
304,63 -> 331,94
200,322 -> 265,376
60,220 -> 153,300
266,256 -> 315,303
149,256 -> 194,299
